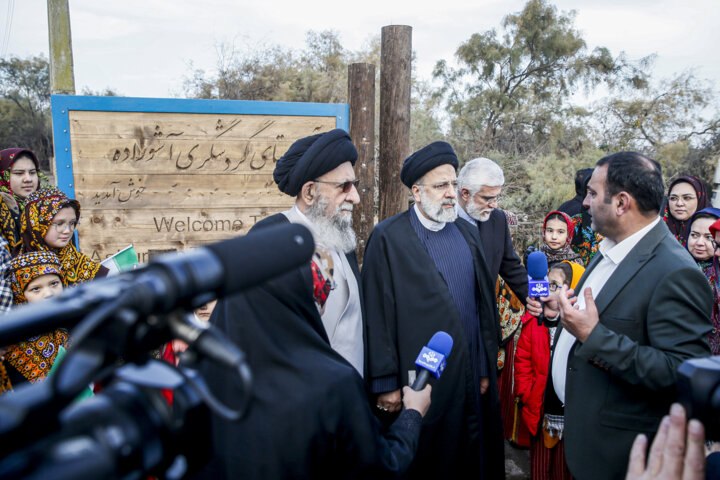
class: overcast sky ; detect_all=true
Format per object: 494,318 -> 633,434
2,0 -> 719,99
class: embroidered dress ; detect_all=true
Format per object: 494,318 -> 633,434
1,251 -> 68,389
0,148 -> 48,252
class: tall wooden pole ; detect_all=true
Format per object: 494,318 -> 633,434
379,25 -> 412,222
47,0 -> 76,94
348,63 -> 376,263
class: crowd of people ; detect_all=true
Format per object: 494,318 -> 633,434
1,135 -> 719,479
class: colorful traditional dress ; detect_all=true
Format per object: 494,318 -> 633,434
0,148 -> 47,252
0,251 -> 67,393
18,187 -> 108,285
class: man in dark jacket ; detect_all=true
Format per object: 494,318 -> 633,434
457,157 -> 528,301
528,152 -> 712,480
363,142 -> 504,479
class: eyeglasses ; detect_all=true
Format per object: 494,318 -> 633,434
49,220 -> 78,232
668,195 -> 696,203
548,282 -> 562,292
314,179 -> 360,193
418,180 -> 459,192
478,194 -> 503,205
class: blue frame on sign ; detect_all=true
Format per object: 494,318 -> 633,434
50,95 -> 349,248
50,94 -> 350,201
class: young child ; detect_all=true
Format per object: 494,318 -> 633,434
541,211 -> 583,267
0,251 -> 66,393
18,187 -> 108,284
515,260 -> 585,480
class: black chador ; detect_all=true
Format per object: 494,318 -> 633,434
362,209 -> 504,479
193,225 -> 423,480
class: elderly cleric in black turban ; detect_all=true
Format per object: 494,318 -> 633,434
400,141 -> 459,188
274,129 -> 358,197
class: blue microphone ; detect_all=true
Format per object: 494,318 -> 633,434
411,331 -> 453,391
527,251 -> 550,298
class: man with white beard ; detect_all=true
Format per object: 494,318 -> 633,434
362,141 -> 505,479
249,128 -> 365,377
457,157 -> 528,302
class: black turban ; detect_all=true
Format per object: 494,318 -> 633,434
400,141 -> 459,188
274,129 -> 358,196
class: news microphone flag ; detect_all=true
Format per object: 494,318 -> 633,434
411,331 -> 453,391
526,250 -> 550,297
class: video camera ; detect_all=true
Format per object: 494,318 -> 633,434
678,355 -> 720,440
0,223 -> 314,479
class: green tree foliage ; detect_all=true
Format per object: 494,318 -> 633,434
183,30 -> 381,104
433,0 -> 644,157
0,55 -> 53,170
597,70 -> 720,182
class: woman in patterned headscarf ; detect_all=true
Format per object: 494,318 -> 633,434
0,148 -> 47,251
0,251 -> 67,393
18,187 -> 108,285
662,175 -> 711,247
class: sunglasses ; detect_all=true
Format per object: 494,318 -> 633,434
314,179 -> 360,193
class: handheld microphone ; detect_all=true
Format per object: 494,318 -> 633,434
527,251 -> 550,298
411,331 -> 453,391
527,251 -> 550,326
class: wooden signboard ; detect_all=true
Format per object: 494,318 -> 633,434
50,95 -> 348,263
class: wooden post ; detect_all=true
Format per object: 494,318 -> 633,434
379,25 -> 412,222
47,0 -> 76,94
348,63 -> 376,263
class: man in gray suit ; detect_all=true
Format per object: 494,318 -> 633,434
527,151 -> 712,480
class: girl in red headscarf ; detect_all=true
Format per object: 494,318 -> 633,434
540,211 -> 582,266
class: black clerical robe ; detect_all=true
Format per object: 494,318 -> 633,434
193,223 -> 420,480
362,209 -> 504,479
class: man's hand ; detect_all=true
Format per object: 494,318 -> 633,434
480,377 -> 489,395
377,389 -> 402,413
526,288 -> 572,319
625,403 -> 705,480
402,385 -> 432,417
557,286 -> 598,343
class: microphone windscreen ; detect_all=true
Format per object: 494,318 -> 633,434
527,251 -> 549,280
427,331 -> 453,358
205,223 -> 315,295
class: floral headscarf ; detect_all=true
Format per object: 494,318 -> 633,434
3,251 -> 68,385
10,251 -> 66,304
693,211 -> 720,355
19,187 -> 106,286
662,176 -> 711,247
0,148 -> 45,252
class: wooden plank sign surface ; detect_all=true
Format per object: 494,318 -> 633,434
51,96 -> 346,264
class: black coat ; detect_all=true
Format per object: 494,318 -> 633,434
194,222 -> 422,480
362,210 -> 504,479
475,209 -> 528,301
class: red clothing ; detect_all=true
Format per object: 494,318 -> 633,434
514,311 -> 550,435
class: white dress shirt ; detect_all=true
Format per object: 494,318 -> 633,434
552,216 -> 660,404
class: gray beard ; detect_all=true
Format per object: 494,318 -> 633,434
305,196 -> 357,253
466,201 -> 492,222
419,188 -> 458,223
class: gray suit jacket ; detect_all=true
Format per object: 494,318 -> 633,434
550,220 -> 712,480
